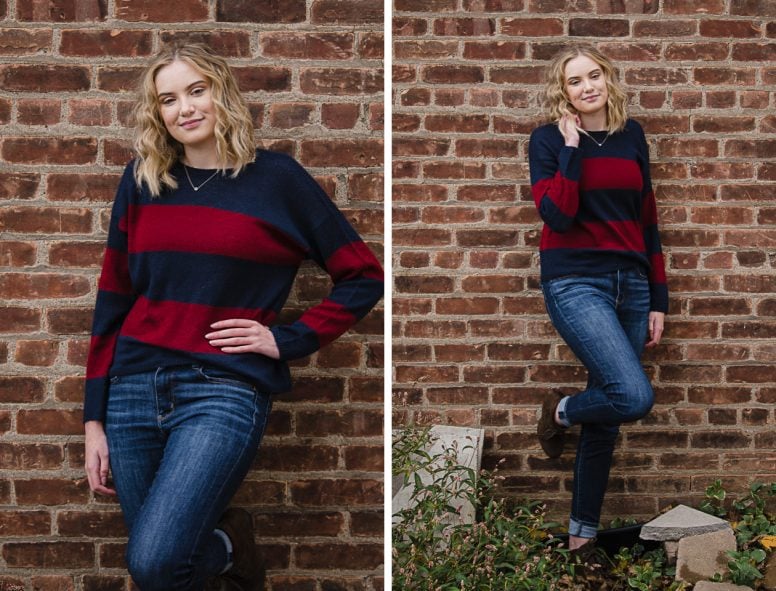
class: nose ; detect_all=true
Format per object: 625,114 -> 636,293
179,97 -> 195,115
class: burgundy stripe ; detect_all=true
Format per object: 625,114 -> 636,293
86,333 -> 118,379
120,296 -> 275,355
326,242 -> 383,282
297,299 -> 357,348
127,204 -> 307,265
97,247 -> 132,294
580,158 -> 642,192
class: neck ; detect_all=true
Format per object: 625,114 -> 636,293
579,111 -> 607,132
182,143 -> 221,169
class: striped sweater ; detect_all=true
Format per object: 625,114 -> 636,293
84,150 -> 384,422
528,119 -> 668,313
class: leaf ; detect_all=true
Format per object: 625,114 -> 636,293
759,535 -> 776,550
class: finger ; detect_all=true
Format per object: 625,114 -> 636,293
220,345 -> 262,354
208,336 -> 257,347
93,483 -> 117,496
205,328 -> 255,339
210,319 -> 257,330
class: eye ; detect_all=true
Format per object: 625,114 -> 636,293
160,96 -> 176,106
191,86 -> 206,96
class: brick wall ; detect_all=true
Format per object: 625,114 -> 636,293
0,1 -> 384,589
392,0 -> 776,525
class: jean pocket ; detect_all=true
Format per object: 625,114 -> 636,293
195,365 -> 256,392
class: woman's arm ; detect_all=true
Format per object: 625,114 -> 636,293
207,159 -> 384,361
528,119 -> 583,233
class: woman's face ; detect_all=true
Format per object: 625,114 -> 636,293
563,54 -> 608,117
155,59 -> 217,156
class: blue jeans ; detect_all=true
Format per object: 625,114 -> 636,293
105,365 -> 272,591
542,269 -> 654,539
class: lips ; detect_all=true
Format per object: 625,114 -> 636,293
583,95 -> 600,102
180,118 -> 203,129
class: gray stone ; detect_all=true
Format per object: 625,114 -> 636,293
664,540 -> 679,566
640,504 -> 730,541
676,528 -> 736,584
693,583 -> 753,591
392,425 -> 485,526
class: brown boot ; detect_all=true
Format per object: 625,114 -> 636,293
537,390 -> 566,458
217,508 -> 265,591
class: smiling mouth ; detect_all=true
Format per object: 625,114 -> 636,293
583,95 -> 600,102
180,118 -> 203,128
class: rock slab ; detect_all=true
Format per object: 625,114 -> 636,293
764,550 -> 776,591
392,425 -> 484,526
640,504 -> 730,541
693,583 -> 753,591
675,528 -> 736,584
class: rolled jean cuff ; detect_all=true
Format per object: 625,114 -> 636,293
568,517 -> 598,539
557,395 -> 572,428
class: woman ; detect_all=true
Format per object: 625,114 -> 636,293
83,43 -> 383,591
528,44 -> 667,556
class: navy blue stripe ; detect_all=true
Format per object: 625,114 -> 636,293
576,189 -> 641,223
128,251 -> 298,310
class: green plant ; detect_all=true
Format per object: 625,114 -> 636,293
702,480 -> 775,589
726,548 -> 767,587
392,427 -> 576,590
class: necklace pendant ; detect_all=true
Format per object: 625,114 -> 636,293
194,186 -> 199,191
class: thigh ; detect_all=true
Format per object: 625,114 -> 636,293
105,371 -> 166,531
128,367 -> 272,569
542,275 -> 644,386
617,268 -> 651,359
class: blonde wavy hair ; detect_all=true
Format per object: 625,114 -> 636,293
133,42 -> 255,197
543,44 -> 628,134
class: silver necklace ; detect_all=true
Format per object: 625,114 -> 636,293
183,165 -> 219,192
582,130 -> 610,148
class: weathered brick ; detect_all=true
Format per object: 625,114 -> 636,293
3,542 -> 94,568
115,0 -> 207,21
311,0 -> 383,24
60,29 -> 152,56
2,138 -> 96,165
0,64 -> 90,91
262,33 -> 353,59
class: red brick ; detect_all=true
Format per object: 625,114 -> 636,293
344,446 -> 383,471
321,103 -> 360,130
501,17 -> 563,36
57,511 -> 126,537
159,31 -> 251,57
296,543 -> 382,570
290,479 -> 382,507
96,66 -> 143,92
569,18 -> 629,37
48,241 -> 104,267
665,41 -> 730,61
0,206 -> 92,234
311,0 -> 383,23
233,67 -> 292,93
17,409 -> 82,435
115,0 -> 207,21
700,19 -> 762,37
694,116 -> 757,133
395,0 -> 457,8
68,99 -> 112,126
15,340 -> 59,366
0,443 -> 63,469
262,33 -> 353,59
3,541 -> 94,568
634,19 -> 696,37
60,29 -> 152,56
299,68 -> 381,95
664,0 -> 724,12
17,0 -> 106,20
255,511 -> 344,537
2,137 -> 96,165
300,139 -> 381,168
0,376 -> 45,402
0,64 -> 89,91
433,17 -> 495,36
0,28 -> 52,55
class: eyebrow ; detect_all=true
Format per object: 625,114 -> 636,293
566,68 -> 602,82
157,79 -> 207,98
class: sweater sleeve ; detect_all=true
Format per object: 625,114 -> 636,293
528,125 -> 583,234
269,161 -> 384,361
634,123 -> 669,314
83,163 -> 137,422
